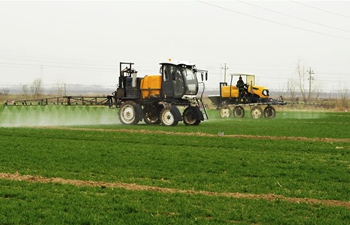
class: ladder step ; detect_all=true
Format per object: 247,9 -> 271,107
197,98 -> 209,120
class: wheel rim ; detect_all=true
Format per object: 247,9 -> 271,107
120,104 -> 135,124
143,105 -> 161,124
250,106 -> 262,119
161,109 -> 175,126
144,112 -> 160,124
220,106 -> 231,118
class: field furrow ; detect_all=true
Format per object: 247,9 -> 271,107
1,172 -> 349,209
44,126 -> 350,143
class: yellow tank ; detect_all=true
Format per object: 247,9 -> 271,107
140,75 -> 162,99
221,86 -> 239,98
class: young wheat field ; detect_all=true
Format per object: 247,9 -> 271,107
0,106 -> 349,224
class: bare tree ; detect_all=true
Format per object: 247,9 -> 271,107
30,78 -> 43,97
55,80 -> 65,96
286,78 -> 296,101
294,59 -> 321,104
1,87 -> 9,95
295,60 -> 308,103
337,83 -> 349,109
22,85 -> 29,96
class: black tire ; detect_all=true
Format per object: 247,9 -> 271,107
264,106 -> 276,119
183,106 -> 201,126
250,106 -> 263,119
233,106 -> 245,118
118,101 -> 139,125
160,106 -> 178,126
219,106 -> 231,118
143,105 -> 162,124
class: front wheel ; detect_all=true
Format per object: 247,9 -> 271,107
119,101 -> 139,125
183,106 -> 201,126
160,106 -> 178,126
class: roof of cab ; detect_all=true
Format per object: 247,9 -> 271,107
160,60 -> 195,67
229,73 -> 255,76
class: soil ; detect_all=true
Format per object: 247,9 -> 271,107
0,172 -> 349,209
44,126 -> 350,143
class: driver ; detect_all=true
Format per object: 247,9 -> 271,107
236,76 -> 247,100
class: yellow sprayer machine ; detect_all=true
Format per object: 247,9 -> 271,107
208,73 -> 286,119
114,60 -> 209,126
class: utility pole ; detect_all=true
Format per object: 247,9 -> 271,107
222,63 -> 228,83
307,67 -> 314,100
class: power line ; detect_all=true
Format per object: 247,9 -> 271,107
0,61 -> 118,73
196,1 -> 350,41
290,0 -> 350,20
0,54 -> 118,65
0,57 -> 117,69
0,54 -> 119,71
238,0 -> 350,33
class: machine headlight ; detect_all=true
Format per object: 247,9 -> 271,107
262,89 -> 269,96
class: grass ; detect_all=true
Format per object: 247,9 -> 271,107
1,179 -> 349,225
0,105 -> 350,224
0,127 -> 349,199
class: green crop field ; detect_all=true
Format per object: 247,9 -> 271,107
0,106 -> 349,224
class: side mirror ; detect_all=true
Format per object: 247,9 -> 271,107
201,73 -> 204,81
205,72 -> 208,81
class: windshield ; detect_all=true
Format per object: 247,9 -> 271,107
182,68 -> 198,95
161,63 -> 199,97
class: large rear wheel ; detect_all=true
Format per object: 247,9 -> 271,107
264,106 -> 276,118
219,106 -> 231,118
233,106 -> 245,118
160,106 -> 178,126
183,106 -> 201,126
250,106 -> 263,119
119,101 -> 139,125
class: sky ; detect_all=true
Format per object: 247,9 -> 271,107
0,0 -> 350,95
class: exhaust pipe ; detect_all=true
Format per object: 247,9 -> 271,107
132,72 -> 137,88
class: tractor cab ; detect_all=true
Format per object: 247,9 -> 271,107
160,61 -> 201,99
229,73 -> 255,93
230,73 -> 269,100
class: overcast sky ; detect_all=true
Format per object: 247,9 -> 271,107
1,0 -> 349,94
